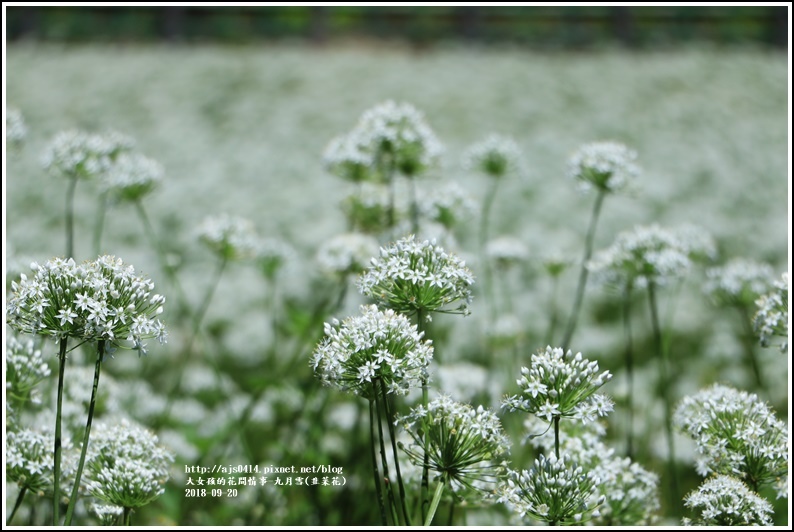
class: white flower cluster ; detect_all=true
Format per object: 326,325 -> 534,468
588,224 -> 713,289
502,346 -> 613,423
326,100 -> 442,180
524,418 -> 659,525
499,454 -> 602,525
397,394 -> 510,493
567,141 -> 640,194
101,152 -> 164,204
316,232 -> 380,276
683,475 -> 773,526
86,419 -> 174,509
704,258 -> 774,308
6,106 -> 27,146
6,333 -> 51,407
754,272 -> 788,353
42,129 -> 134,180
542,253 -> 573,278
256,237 -> 294,279
7,256 -> 167,354
486,236 -> 529,269
358,235 -> 474,316
463,133 -> 523,179
196,213 -> 261,261
90,504 -> 125,526
311,304 -> 433,398
6,427 -> 57,494
674,383 -> 788,497
419,181 -> 477,230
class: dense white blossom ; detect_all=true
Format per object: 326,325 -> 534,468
704,258 -> 774,308
311,304 -> 433,398
42,129 -> 134,180
358,235 -> 474,316
674,384 -> 788,497
567,141 -> 639,194
683,475 -> 773,526
502,346 -> 613,423
101,152 -> 163,204
753,272 -> 788,353
7,256 -> 167,354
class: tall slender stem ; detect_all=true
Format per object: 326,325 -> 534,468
553,415 -> 561,458
424,477 -> 446,526
7,486 -> 27,525
409,176 -> 420,235
381,379 -> 411,525
479,179 -> 500,334
561,190 -> 605,351
123,506 -> 131,526
544,274 -> 562,346
369,399 -> 388,525
622,282 -> 635,459
53,338 -> 68,525
648,282 -> 679,504
65,340 -> 105,525
417,308 -> 430,522
373,381 -> 399,525
93,193 -> 108,256
135,201 -> 190,317
65,176 -> 78,258
738,306 -> 765,389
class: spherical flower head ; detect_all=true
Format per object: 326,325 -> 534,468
358,235 -> 475,316
674,223 -> 718,263
42,129 -> 134,180
197,213 -> 260,261
316,232 -> 380,277
7,428 -> 56,495
463,133 -> 523,179
542,252 -> 573,278
419,181 -> 477,230
6,106 -> 27,147
674,383 -> 788,493
397,395 -> 510,493
310,304 -> 433,398
704,258 -> 774,308
588,224 -> 693,289
502,346 -> 613,423
86,419 -> 174,509
567,141 -> 639,194
102,152 -> 163,204
486,236 -> 529,270
754,272 -> 788,353
351,100 -> 443,177
683,475 -> 773,526
7,255 -> 167,354
323,133 -> 375,183
499,454 -> 602,525
6,332 -> 51,408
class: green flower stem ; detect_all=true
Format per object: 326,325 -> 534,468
134,200 -> 190,317
622,282 -> 635,459
65,175 -> 78,258
479,179 -> 500,333
424,477 -> 446,526
553,415 -> 561,458
53,337 -> 68,526
7,486 -> 27,525
417,308 -> 430,523
123,506 -> 131,526
561,189 -> 605,351
380,378 -> 411,525
446,501 -> 455,526
369,398 -> 388,525
65,340 -> 105,526
409,175 -> 420,235
647,282 -> 679,505
92,193 -> 108,256
738,306 -> 765,389
373,381 -> 400,525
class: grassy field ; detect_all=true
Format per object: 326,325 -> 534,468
4,43 -> 789,526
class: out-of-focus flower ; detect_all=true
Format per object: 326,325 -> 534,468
567,141 -> 639,194
419,181 -> 477,230
316,232 -> 380,277
42,129 -> 134,180
196,214 -> 260,261
101,153 -> 163,204
754,272 -> 788,353
6,107 -> 27,147
463,133 -> 523,179
486,236 -> 529,270
704,258 -> 774,308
